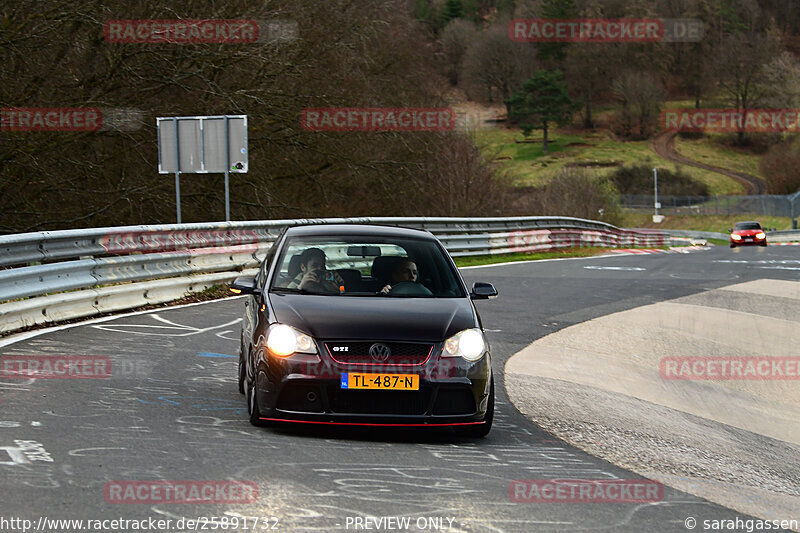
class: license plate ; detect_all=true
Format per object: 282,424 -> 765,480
340,373 -> 419,390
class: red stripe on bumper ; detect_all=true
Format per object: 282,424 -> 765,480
259,418 -> 484,427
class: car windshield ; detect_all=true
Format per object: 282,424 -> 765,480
270,234 -> 465,298
734,222 -> 762,230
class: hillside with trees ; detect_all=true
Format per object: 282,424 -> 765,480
1,0 -> 799,232
428,0 -> 800,188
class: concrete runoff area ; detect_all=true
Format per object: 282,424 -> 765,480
506,279 -> 800,526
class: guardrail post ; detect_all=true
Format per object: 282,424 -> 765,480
790,191 -> 800,230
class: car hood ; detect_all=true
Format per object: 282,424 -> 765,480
268,293 -> 477,342
733,229 -> 763,236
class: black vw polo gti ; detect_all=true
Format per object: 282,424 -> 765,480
230,224 -> 498,437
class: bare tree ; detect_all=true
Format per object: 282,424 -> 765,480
563,42 -> 611,128
760,51 -> 800,108
440,18 -> 479,86
0,0 -> 477,231
404,132 -> 512,216
611,71 -> 666,139
462,20 -> 538,116
713,29 -> 781,143
516,168 -> 623,224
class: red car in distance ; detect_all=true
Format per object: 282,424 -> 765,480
729,221 -> 767,248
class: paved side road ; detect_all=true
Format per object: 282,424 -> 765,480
507,278 -> 800,525
650,131 -> 767,194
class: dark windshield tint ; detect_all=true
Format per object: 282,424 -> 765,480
270,234 -> 465,297
734,222 -> 762,230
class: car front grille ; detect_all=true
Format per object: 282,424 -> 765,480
327,386 -> 432,415
324,341 -> 434,366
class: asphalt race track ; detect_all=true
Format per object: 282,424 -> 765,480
1,245 -> 798,532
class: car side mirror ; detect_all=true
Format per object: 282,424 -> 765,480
470,282 -> 498,300
727,228 -> 733,233
230,276 -> 257,295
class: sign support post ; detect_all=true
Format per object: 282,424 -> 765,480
173,117 -> 182,223
157,115 -> 247,223
224,115 -> 230,222
654,167 -> 659,218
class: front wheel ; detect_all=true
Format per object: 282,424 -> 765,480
247,373 -> 269,427
238,352 -> 246,395
456,377 -> 494,438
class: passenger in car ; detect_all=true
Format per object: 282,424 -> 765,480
379,259 -> 419,294
288,247 -> 345,293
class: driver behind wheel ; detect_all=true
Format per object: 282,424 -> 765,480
288,247 -> 345,293
380,259 -> 418,294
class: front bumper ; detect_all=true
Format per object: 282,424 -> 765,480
730,235 -> 766,246
730,233 -> 767,246
253,345 -> 491,426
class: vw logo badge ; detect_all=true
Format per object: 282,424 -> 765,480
368,343 -> 391,362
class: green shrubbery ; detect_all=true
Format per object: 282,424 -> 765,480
608,164 -> 710,196
510,169 -> 624,226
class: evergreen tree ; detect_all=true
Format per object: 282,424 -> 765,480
413,0 -> 439,33
507,70 -> 578,153
537,0 -> 577,64
440,0 -> 464,26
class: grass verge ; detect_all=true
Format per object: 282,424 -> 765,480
673,134 -> 764,179
619,213 -> 791,233
454,247 -> 629,267
472,117 -> 751,195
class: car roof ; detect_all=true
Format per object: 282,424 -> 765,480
284,223 -> 436,240
734,221 -> 761,226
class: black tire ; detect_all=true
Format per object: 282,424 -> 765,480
456,377 -> 494,438
237,351 -> 246,395
730,244 -> 736,248
760,242 -> 767,247
247,373 -> 268,427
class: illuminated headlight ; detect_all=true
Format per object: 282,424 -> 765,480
442,328 -> 486,362
266,324 -> 317,357
731,234 -> 742,240
755,232 -> 766,239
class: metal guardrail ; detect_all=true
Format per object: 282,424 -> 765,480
0,245 -> 270,302
660,229 -> 729,241
0,216 -> 670,335
767,230 -> 800,242
661,229 -> 800,242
